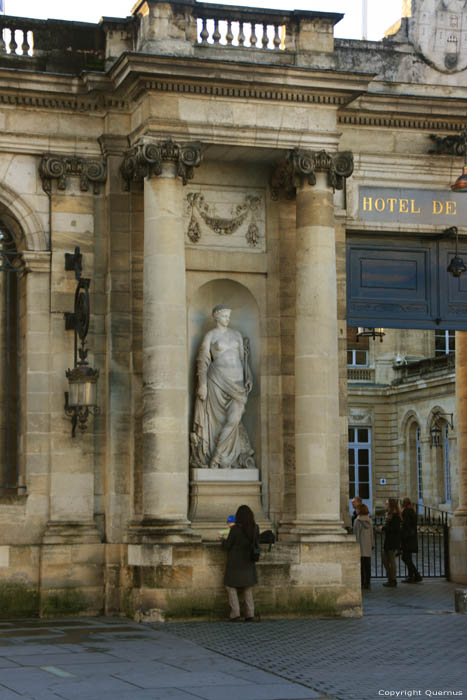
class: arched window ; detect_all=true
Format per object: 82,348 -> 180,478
416,426 -> 423,508
0,224 -> 25,488
443,423 -> 451,504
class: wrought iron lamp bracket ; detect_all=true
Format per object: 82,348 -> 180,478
63,246 -> 99,437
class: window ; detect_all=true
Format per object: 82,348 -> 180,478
0,226 -> 24,488
435,330 -> 455,356
443,424 -> 451,504
348,427 -> 372,508
347,349 -> 368,367
416,427 -> 423,505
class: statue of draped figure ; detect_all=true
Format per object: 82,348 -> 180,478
190,305 -> 255,469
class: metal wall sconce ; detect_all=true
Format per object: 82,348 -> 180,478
356,327 -> 385,342
445,226 -> 467,277
64,246 -> 100,437
430,411 -> 454,449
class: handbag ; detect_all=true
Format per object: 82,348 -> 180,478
250,538 -> 260,562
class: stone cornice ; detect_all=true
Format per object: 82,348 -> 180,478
271,148 -> 353,199
121,139 -> 202,188
338,113 -> 467,133
39,154 -> 107,194
0,91 -> 127,112
107,52 -> 374,102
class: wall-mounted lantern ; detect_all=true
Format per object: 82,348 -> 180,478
64,246 -> 99,437
445,226 -> 467,277
356,327 -> 385,342
430,411 -> 454,449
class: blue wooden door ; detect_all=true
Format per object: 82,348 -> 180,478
347,235 -> 467,330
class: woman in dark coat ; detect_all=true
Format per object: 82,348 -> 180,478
221,504 -> 259,621
401,497 -> 422,583
379,498 -> 401,588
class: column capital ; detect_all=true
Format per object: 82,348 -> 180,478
121,138 -> 202,190
39,154 -> 107,194
271,148 -> 353,200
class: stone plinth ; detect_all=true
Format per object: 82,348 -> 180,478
123,538 -> 362,620
189,469 -> 269,539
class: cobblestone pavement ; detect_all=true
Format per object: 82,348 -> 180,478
166,580 -> 467,700
0,580 -> 465,700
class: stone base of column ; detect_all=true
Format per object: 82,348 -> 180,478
189,469 -> 270,540
128,519 -> 201,545
449,515 -> 467,584
42,521 -> 102,545
279,519 -> 348,542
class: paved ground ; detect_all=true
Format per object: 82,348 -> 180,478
0,580 -> 465,700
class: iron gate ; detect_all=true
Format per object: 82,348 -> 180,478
372,506 -> 450,579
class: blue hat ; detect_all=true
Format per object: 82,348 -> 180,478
226,514 -> 236,523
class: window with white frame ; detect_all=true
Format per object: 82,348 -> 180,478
347,349 -> 368,367
435,330 -> 455,356
348,427 -> 372,509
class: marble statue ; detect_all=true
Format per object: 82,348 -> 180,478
190,305 -> 255,469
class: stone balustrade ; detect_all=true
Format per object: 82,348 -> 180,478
0,2 -> 342,72
0,17 -> 34,56
193,5 -> 289,51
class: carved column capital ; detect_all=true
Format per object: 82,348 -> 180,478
39,154 -> 107,194
271,148 -> 353,200
121,139 -> 202,190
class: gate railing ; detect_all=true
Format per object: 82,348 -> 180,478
372,506 -> 451,579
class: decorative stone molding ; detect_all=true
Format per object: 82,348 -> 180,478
39,154 -> 107,194
270,148 -> 353,199
121,139 -> 202,189
185,191 -> 261,247
428,127 -> 467,156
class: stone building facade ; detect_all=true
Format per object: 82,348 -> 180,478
1,0 -> 467,619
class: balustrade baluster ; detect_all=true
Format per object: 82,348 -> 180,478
21,30 -> 29,56
261,23 -> 269,48
250,23 -> 257,47
226,20 -> 233,45
200,18 -> 209,44
213,19 -> 221,45
9,28 -> 18,54
0,30 -> 6,54
273,24 -> 281,49
238,22 -> 245,46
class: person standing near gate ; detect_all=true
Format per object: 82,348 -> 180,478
353,502 -> 373,590
378,498 -> 401,588
400,497 -> 423,583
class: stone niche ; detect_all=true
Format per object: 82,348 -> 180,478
187,278 -> 269,538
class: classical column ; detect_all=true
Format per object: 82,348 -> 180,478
122,139 -> 201,534
452,331 -> 467,582
273,149 -> 353,536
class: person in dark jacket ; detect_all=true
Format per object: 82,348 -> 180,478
400,497 -> 422,583
221,504 -> 259,622
378,498 -> 401,588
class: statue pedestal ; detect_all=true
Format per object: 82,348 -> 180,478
189,469 -> 270,539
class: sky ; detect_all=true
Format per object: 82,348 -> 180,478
3,0 -> 405,42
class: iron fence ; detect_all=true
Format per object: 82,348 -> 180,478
371,506 -> 450,579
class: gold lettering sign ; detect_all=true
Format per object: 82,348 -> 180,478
359,187 -> 463,226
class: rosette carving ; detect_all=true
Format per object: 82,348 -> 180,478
121,139 -> 202,189
271,148 -> 353,199
39,154 -> 107,194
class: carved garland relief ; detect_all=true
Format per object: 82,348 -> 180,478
184,187 -> 265,251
